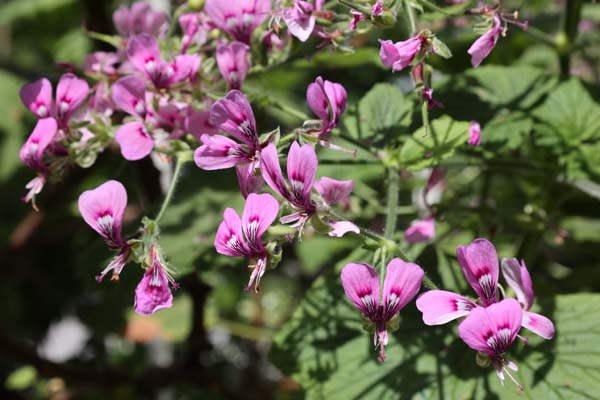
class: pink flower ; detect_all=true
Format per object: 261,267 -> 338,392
468,15 -> 502,68
112,76 -> 147,118
216,41 -> 250,90
19,118 -> 58,207
78,180 -> 131,282
468,120 -> 481,146
422,87 -> 443,110
112,1 -> 168,38
127,34 -> 201,89
379,35 -> 425,72
282,1 -> 317,42
115,122 -> 154,161
205,0 -> 272,44
458,299 -> 523,388
20,73 -> 89,127
134,246 -> 178,315
341,259 -> 424,362
349,0 -> 382,30
83,52 -> 119,75
306,76 -> 347,135
185,107 -> 218,140
404,217 -> 435,244
179,12 -> 208,53
501,258 -> 555,340
215,193 -> 280,292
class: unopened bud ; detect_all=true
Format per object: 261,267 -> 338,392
412,63 -> 424,84
476,352 -> 491,367
188,0 -> 205,10
266,241 -> 282,269
371,10 -> 396,28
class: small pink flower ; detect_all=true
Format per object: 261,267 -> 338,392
422,87 -> 443,110
468,121 -> 481,146
216,41 -> 250,90
458,299 -> 523,388
404,217 -> 435,243
179,12 -> 208,53
468,15 -> 502,68
112,76 -> 147,118
215,193 -> 280,292
113,1 -> 168,38
282,1 -> 316,42
134,246 -> 178,315
205,0 -> 272,44
83,52 -> 119,75
349,0 -> 382,30
457,238 -> 499,306
379,35 -> 425,72
306,76 -> 347,135
78,180 -> 131,282
341,259 -> 424,362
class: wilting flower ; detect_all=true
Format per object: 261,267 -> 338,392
458,299 -> 523,389
260,142 -> 358,236
501,258 -> 555,340
422,87 -> 443,110
341,259 -> 424,362
215,193 -> 280,292
379,35 -> 425,72
468,15 -> 502,68
78,180 -> 131,282
19,118 -> 58,207
112,1 -> 169,38
468,121 -> 481,146
306,76 -> 347,135
216,41 -> 251,90
134,246 -> 178,315
20,73 -> 89,127
404,217 -> 435,244
127,34 -> 200,89
282,0 -> 321,42
205,0 -> 272,44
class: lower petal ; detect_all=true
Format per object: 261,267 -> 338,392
115,121 -> 154,161
416,290 -> 477,325
523,311 -> 555,340
327,220 -> 360,237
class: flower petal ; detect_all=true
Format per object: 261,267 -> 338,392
456,238 -> 499,306
314,177 -> 354,206
382,258 -> 424,318
127,33 -> 162,79
20,118 -> 58,171
214,208 -> 248,257
287,141 -> 317,205
115,121 -> 154,161
523,311 -> 555,340
55,73 -> 90,121
216,41 -> 250,90
236,163 -> 264,198
194,134 -> 250,170
111,76 -> 147,117
416,290 -> 477,325
20,78 -> 53,118
260,143 -> 290,199
209,90 -> 258,147
501,258 -> 534,310
340,262 -> 380,317
467,16 -> 501,68
404,217 -> 435,244
134,250 -> 174,315
327,220 -> 360,237
242,193 -> 279,249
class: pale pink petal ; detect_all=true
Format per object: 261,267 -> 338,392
287,141 -> 317,203
194,134 -> 250,170
127,33 -> 162,79
113,4 -> 131,36
382,258 -> 424,317
215,208 -> 248,257
242,193 -> 279,249
501,258 -> 534,310
111,76 -> 147,117
456,238 -> 499,306
115,121 -> 154,161
20,118 -> 57,171
404,217 -> 435,244
20,78 -> 53,118
236,163 -> 264,198
314,177 -> 354,206
327,220 -> 360,237
77,180 -> 127,247
216,41 -> 250,90
185,108 -> 218,139
55,73 -> 90,121
282,1 -> 315,42
468,16 -> 502,68
83,51 -> 119,75
416,290 -> 477,325
205,0 -> 271,43
522,310 -> 555,340
340,262 -> 380,317
172,54 -> 201,83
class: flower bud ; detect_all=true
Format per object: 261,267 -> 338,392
188,0 -> 205,10
371,10 -> 396,28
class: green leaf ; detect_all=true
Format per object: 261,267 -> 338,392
5,366 -> 37,391
399,116 -> 470,170
533,78 -> 600,145
272,253 -> 600,400
0,0 -> 76,24
482,112 -> 532,150
431,37 -> 452,59
0,69 -> 26,182
354,83 -> 413,140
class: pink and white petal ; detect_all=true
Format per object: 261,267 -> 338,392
260,143 -> 290,199
501,258 -> 535,310
456,238 -> 499,306
327,220 -> 359,237
314,177 -> 354,206
194,134 -> 249,170
236,163 -> 264,198
382,258 -> 424,316
404,217 -> 435,244
77,180 -> 127,244
111,76 -> 147,117
416,290 -> 477,325
282,4 -> 315,42
306,77 -> 330,123
55,73 -> 90,119
242,193 -> 280,246
209,90 -> 258,146
115,121 -> 154,161
19,78 -> 53,118
287,141 -> 317,200
523,311 -> 555,340
20,118 -> 58,171
214,208 -> 248,257
127,34 -> 162,76
340,262 -> 380,316
134,266 -> 173,315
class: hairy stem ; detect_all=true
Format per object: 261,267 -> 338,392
385,169 -> 399,240
403,0 -> 417,35
155,157 -> 186,224
559,0 -> 583,78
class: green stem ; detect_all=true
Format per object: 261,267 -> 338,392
524,26 -> 558,48
422,275 -> 439,290
559,0 -> 584,78
278,132 -> 297,146
384,169 -> 399,240
403,0 -> 417,35
155,157 -> 186,224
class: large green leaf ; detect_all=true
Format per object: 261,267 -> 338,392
533,79 -> 600,145
272,252 -> 600,400
355,83 -> 413,139
399,116 -> 470,170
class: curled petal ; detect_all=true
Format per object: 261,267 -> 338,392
416,290 -> 477,325
340,262 -> 380,318
134,248 -> 175,315
115,121 -> 154,161
282,1 -> 315,42
236,163 -> 264,198
20,118 -> 58,171
382,258 -> 424,318
522,310 -> 555,340
468,16 -> 502,68
501,258 -> 534,310
287,141 -> 317,206
456,238 -> 499,306
260,143 -> 289,199
210,90 -> 258,147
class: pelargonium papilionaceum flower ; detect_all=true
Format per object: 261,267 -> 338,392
215,193 -> 280,292
281,0 -> 324,42
205,0 -> 272,44
341,259 -> 424,362
260,141 -> 359,236
379,34 -> 426,72
112,1 -> 169,39
134,246 -> 178,315
216,41 -> 251,90
468,15 -> 502,68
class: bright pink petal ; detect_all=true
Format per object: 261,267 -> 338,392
404,217 -> 435,244
260,143 -> 289,199
523,310 -> 555,340
287,141 -> 317,204
210,90 -> 258,147
501,258 -> 534,310
134,248 -> 174,315
306,77 -> 330,122
242,193 -> 279,249
111,76 -> 147,118
215,208 -> 248,257
20,78 -> 53,118
382,258 -> 424,317
314,177 -> 354,206
216,41 -> 250,90
456,238 -> 499,306
323,79 -> 347,128
416,290 -> 477,325
20,118 -> 57,171
468,120 -> 481,146
458,298 -> 522,356
194,134 -> 250,170
115,121 -> 154,161
127,34 -> 162,79
468,16 -> 501,68
378,39 -> 400,68
340,262 -> 380,317
172,54 -> 201,83
77,180 -> 127,247
55,73 -> 89,121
